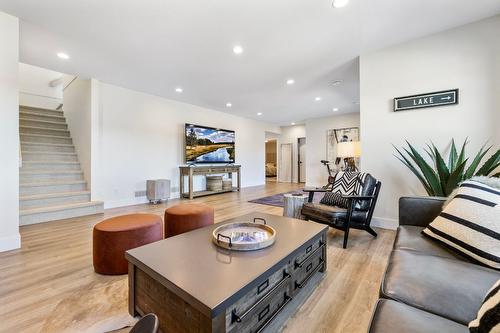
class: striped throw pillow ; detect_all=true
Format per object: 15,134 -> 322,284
469,279 -> 500,333
422,180 -> 500,269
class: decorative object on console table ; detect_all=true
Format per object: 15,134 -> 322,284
207,176 -> 223,191
222,179 -> 233,191
179,165 -> 241,199
126,212 -> 328,333
147,179 -> 170,204
394,139 -> 500,196
283,193 -> 308,220
337,141 -> 361,171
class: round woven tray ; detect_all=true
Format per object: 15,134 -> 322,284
212,218 -> 276,251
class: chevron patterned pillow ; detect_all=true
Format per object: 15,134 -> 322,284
320,172 -> 368,209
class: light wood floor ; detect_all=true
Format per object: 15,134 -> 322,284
0,182 -> 395,333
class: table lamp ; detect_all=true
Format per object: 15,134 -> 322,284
337,141 -> 361,171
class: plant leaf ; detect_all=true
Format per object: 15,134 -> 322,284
476,149 -> 500,176
465,144 -> 491,179
394,153 -> 433,195
448,139 -> 458,171
433,144 -> 450,194
404,141 -> 443,196
456,138 -> 468,169
445,159 -> 468,196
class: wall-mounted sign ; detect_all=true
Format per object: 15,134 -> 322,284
394,89 -> 459,112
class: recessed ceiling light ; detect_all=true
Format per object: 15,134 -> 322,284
175,87 -> 183,93
331,80 -> 343,86
257,112 -> 262,116
315,97 -> 322,101
332,107 -> 339,112
291,122 -> 296,125
286,79 -> 295,85
233,45 -> 244,54
57,52 -> 69,60
226,102 -> 232,107
332,0 -> 349,8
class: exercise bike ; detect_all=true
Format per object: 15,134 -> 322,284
320,160 -> 336,190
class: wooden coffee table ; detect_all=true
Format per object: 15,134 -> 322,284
126,212 -> 328,333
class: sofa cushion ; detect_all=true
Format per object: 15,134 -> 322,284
301,202 -> 367,224
422,180 -> 500,269
395,226 -> 468,261
369,299 -> 468,333
381,250 -> 500,325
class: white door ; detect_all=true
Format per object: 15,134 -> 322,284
279,143 -> 292,182
298,138 -> 306,183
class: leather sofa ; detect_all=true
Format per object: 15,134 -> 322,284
368,196 -> 500,333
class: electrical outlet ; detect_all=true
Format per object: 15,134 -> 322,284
135,190 -> 147,197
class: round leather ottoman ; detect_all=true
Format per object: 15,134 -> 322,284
164,203 -> 214,238
93,214 -> 163,275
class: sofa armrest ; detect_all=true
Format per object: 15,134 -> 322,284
399,196 -> 446,227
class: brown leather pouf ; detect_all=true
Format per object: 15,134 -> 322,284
93,214 -> 163,275
164,203 -> 214,238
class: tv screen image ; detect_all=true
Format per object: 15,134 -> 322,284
185,124 -> 235,163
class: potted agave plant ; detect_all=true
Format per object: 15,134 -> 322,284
394,139 -> 500,197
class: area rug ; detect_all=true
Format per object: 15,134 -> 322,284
40,277 -> 136,333
249,190 -> 325,207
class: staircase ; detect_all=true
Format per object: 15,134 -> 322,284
19,106 -> 104,225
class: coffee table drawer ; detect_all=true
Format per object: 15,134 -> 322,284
227,271 -> 292,333
293,235 -> 324,272
226,265 -> 290,331
293,242 -> 325,293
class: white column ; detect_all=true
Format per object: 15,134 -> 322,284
0,12 -> 20,252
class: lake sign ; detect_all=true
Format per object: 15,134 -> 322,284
394,89 -> 459,112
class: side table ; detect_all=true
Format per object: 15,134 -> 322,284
283,193 -> 309,220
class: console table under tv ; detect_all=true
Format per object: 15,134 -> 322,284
179,164 -> 241,199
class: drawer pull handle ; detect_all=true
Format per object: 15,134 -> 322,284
231,271 -> 291,324
295,244 -> 325,269
306,245 -> 312,254
257,279 -> 269,294
258,305 -> 270,321
295,259 -> 324,289
256,294 -> 293,333
306,262 -> 313,273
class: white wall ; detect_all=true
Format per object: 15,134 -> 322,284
360,15 -> 500,229
19,62 -> 63,109
305,113 -> 360,187
63,78 -> 93,186
92,82 -> 280,208
278,125 -> 306,183
0,12 -> 20,252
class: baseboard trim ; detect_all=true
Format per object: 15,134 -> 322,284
371,216 -> 398,230
0,233 -> 21,252
102,182 -> 265,209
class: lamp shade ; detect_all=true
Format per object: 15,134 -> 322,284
337,141 -> 361,158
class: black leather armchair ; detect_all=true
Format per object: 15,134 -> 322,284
301,175 -> 381,248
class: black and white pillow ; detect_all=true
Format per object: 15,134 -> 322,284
422,180 -> 500,269
469,279 -> 500,333
320,172 -> 367,209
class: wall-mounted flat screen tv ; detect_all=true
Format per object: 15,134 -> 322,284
185,124 -> 235,164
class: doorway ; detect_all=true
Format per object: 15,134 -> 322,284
279,143 -> 293,182
298,137 -> 306,183
265,139 -> 277,182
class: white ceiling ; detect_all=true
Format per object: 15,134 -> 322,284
1,0 -> 499,125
